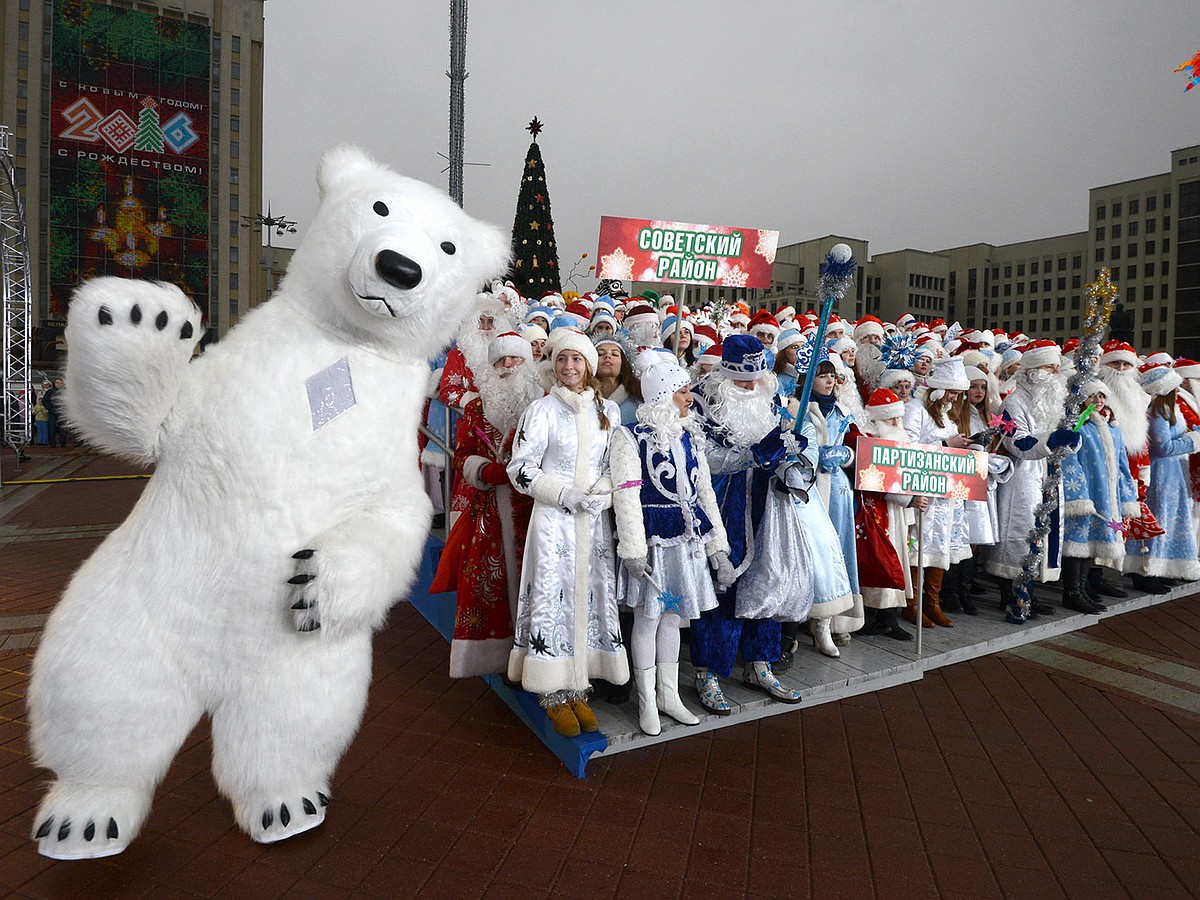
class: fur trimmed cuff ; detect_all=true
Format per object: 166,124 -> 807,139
591,476 -> 614,511
530,474 -> 570,506
1062,500 -> 1097,518
459,391 -> 480,409
1120,502 -> 1141,517
462,455 -> 492,490
1189,431 -> 1200,453
420,447 -> 446,469
705,533 -> 732,558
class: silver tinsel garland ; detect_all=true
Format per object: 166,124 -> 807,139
1007,268 -> 1118,623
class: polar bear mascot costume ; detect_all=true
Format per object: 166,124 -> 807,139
27,145 -> 509,859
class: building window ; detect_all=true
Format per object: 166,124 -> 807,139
1058,276 -> 1067,290
1096,205 -> 1106,221
232,35 -> 241,53
1043,278 -> 1052,292
229,220 -> 238,237
230,168 -> 239,184
991,285 -> 999,298
1163,283 -> 1171,300
1111,246 -> 1121,260
1003,284 -> 1012,296
1043,317 -> 1051,332
1057,297 -> 1067,311
230,193 -> 239,212
230,115 -> 239,133
1129,221 -> 1139,237
230,247 -> 239,263
1095,248 -> 1104,262
230,273 -> 238,290
1112,223 -> 1122,239
1164,238 -> 1171,253
1143,285 -> 1154,302
1127,287 -> 1137,303
231,61 -> 241,79
1143,330 -> 1153,346
1017,282 -> 1025,295
1164,260 -> 1170,275
1126,265 -> 1136,279
1030,261 -> 1039,275
1016,301 -> 1025,314
1148,195 -> 1157,212
230,141 -> 239,158
1128,244 -> 1137,258
1145,262 -> 1155,277
1147,218 -> 1157,234
1095,226 -> 1106,241
1143,307 -> 1153,323
1017,263 -> 1025,276
1162,306 -> 1169,320
1072,255 -> 1082,269
1003,302 -> 1011,315
1165,192 -> 1172,208
231,88 -> 240,107
1004,265 -> 1012,278
1161,330 -> 1168,347
1146,240 -> 1156,255
1164,215 -> 1172,230
1129,198 -> 1140,215
17,80 -> 27,98
1112,201 -> 1122,217
1057,317 -> 1066,330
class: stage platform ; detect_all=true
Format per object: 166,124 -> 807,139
409,537 -> 1187,778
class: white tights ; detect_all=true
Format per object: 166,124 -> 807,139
631,607 -> 683,670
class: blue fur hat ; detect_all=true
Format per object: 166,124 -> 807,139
721,334 -> 768,381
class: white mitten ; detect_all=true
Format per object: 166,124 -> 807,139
558,485 -> 589,512
624,556 -> 651,579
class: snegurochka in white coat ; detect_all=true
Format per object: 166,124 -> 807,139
507,331 -> 629,739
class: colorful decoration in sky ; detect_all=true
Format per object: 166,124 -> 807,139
596,216 -> 778,288
1174,50 -> 1200,91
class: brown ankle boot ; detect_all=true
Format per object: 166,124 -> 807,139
923,568 -> 954,627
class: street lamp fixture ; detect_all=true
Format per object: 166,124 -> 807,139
241,204 -> 297,300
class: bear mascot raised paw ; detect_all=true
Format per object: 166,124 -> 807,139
27,145 -> 510,859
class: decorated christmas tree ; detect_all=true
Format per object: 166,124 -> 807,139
507,117 -> 561,296
134,97 -> 164,153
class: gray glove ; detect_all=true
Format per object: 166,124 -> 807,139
709,550 -> 736,592
623,556 -> 651,579
558,485 -> 589,513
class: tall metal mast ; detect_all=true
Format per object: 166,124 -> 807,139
447,0 -> 468,206
0,125 -> 33,466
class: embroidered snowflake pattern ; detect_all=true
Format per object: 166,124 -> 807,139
755,229 -> 779,264
1064,472 -> 1085,494
859,464 -> 886,492
554,542 -> 571,560
599,246 -> 636,281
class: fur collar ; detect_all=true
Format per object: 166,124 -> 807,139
551,384 -> 595,410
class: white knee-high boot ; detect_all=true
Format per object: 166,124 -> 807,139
634,667 -> 660,735
656,662 -> 699,725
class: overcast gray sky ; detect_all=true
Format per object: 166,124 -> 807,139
262,1 -> 1200,281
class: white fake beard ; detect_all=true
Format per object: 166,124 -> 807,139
855,341 -> 885,390
477,362 -> 544,436
1021,371 -> 1068,434
1098,366 -> 1150,453
864,420 -> 907,442
456,327 -> 496,375
708,374 -> 778,446
628,322 -> 662,347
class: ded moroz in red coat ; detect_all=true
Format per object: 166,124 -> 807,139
430,398 -> 532,678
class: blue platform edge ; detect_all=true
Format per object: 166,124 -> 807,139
407,535 -> 608,779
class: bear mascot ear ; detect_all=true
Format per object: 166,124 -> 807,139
316,145 -> 379,199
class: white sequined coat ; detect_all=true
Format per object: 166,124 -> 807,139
506,386 -> 629,694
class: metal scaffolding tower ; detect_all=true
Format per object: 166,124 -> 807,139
447,0 -> 467,206
0,125 -> 33,466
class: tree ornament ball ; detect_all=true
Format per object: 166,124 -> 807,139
830,243 -> 853,264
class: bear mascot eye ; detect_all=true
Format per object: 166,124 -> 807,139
372,201 -> 389,217
440,241 -> 456,255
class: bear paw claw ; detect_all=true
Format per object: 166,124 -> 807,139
245,791 -> 327,844
288,548 -> 322,632
32,784 -> 136,861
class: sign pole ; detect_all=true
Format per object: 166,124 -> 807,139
915,508 -> 924,657
676,281 -> 687,361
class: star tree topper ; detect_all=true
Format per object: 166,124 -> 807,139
526,116 -> 543,139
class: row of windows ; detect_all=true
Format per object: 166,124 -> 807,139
992,256 -> 1081,280
1096,193 -> 1170,220
1097,218 -> 1165,240
907,293 -> 943,310
906,273 -> 946,291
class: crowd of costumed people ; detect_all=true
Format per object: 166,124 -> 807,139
425,280 -> 1200,739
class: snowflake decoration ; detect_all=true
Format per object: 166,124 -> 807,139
530,630 -> 549,655
859,464 -> 885,492
599,246 -> 636,281
721,264 -> 750,288
881,333 -> 918,371
755,229 -> 779,264
949,480 -> 973,501
1064,473 -> 1085,493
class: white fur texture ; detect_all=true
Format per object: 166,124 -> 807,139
28,146 -> 510,857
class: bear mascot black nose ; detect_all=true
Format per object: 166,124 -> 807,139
375,249 -> 423,290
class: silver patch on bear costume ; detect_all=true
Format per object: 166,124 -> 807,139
306,357 -> 356,430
